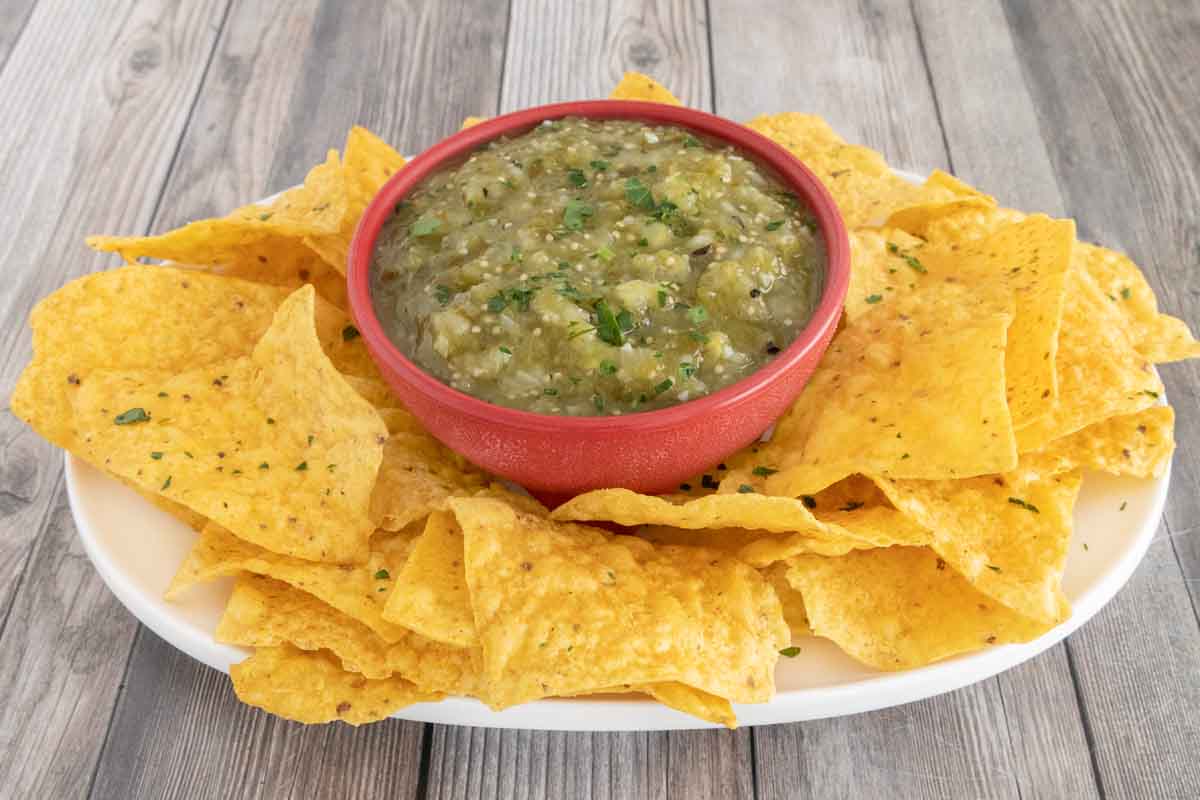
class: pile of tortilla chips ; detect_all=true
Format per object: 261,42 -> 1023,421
13,73 -> 1197,729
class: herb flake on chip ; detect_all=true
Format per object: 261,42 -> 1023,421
779,646 -> 802,658
1007,497 -> 1040,513
114,407 -> 150,425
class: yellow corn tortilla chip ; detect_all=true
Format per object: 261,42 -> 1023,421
454,497 -> 789,706
924,169 -> 994,201
87,150 -> 346,262
304,126 -> 407,276
1015,262 -> 1163,452
370,432 -> 490,531
552,488 -> 927,566
383,511 -> 477,647
231,644 -> 440,725
762,562 -> 812,638
70,287 -> 386,563
609,72 -> 682,105
219,574 -> 393,679
786,546 -> 1050,670
1075,241 -> 1200,363
217,574 -> 484,697
921,216 -> 1076,428
1018,406 -> 1174,480
169,522 -> 415,641
460,116 -> 488,130
639,683 -> 736,729
746,113 -> 958,227
921,206 -> 1027,247
843,228 -> 926,321
11,265 -> 295,451
762,282 -> 1016,496
873,469 -> 1083,624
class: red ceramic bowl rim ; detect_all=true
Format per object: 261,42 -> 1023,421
347,100 -> 850,434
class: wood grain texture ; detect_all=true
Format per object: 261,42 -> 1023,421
0,0 -> 229,704
500,0 -> 712,111
0,0 -> 37,72
89,630 -> 427,800
0,486 -> 140,799
709,0 -> 949,172
426,725 -> 752,800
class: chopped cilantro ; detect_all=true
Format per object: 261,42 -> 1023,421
1142,390 -> 1159,399
779,646 -> 802,658
594,245 -> 615,262
563,198 -> 594,230
657,288 -> 668,307
653,378 -> 674,395
594,300 -> 626,346
765,220 -> 785,231
589,159 -> 609,171
543,387 -> 559,396
865,294 -> 883,304
258,212 -> 272,221
686,305 -> 708,324
737,484 -> 755,494
1007,497 -> 1040,513
295,461 -> 308,471
683,135 -> 702,148
599,360 -> 618,376
410,216 -> 441,237
1120,287 -> 1132,300
259,462 -> 269,470
638,237 -> 649,247
567,168 -> 588,188
679,362 -> 696,379
374,569 -> 390,580
987,564 -> 1002,572
904,255 -> 926,273
752,466 -> 778,477
592,394 -> 605,412
510,245 -> 523,263
499,345 -> 512,355
150,452 -> 163,460
688,330 -> 709,343
114,407 -> 150,425
839,501 -> 864,511
625,177 -> 655,211
161,476 -> 172,490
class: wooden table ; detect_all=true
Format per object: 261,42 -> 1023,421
1,1 -> 1197,797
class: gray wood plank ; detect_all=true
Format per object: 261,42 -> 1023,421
500,0 -> 712,112
426,725 -> 753,800
88,0 -> 510,793
0,484 -> 140,799
0,5 -> 230,789
89,629 -> 427,800
0,0 -> 38,72
1003,0 -> 1200,795
709,0 -> 949,173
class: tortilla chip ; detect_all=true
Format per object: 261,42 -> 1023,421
762,562 -> 812,638
454,497 -> 788,706
219,574 -> 393,678
169,522 -> 414,641
1015,263 -> 1163,452
921,216 -> 1075,428
746,113 -> 958,227
640,683 -> 737,728
1018,406 -> 1174,480
921,206 -> 1027,247
70,287 -> 386,563
553,488 -> 927,566
1075,241 -> 1200,363
87,150 -> 345,262
843,228 -> 927,321
370,432 -> 490,531
231,644 -> 440,725
609,72 -> 682,105
383,511 -> 477,647
304,126 -> 407,276
873,469 -> 1083,624
11,265 -> 294,451
762,282 -> 1016,496
786,546 -> 1050,670
924,169 -> 994,201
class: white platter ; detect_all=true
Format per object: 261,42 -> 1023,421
65,168 -> 1170,730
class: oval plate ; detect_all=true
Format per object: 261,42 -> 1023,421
65,169 -> 1170,730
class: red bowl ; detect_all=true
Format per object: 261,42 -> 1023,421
347,100 -> 849,495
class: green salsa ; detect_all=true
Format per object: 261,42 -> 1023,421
371,117 -> 824,415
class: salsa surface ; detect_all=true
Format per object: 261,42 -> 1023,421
371,117 -> 824,415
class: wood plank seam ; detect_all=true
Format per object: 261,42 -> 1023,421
1063,640 -> 1110,800
0,0 -> 37,78
83,624 -> 145,800
907,0 -> 955,174
1164,514 -> 1200,630
0,465 -> 59,643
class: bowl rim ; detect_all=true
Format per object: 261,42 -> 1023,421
347,99 -> 850,433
